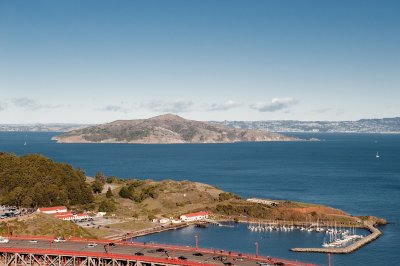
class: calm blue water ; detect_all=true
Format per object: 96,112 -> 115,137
0,132 -> 399,265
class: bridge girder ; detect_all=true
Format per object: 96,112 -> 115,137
0,252 -> 175,266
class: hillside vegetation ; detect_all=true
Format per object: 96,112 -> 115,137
53,114 -> 297,144
0,153 -> 93,207
0,213 -> 95,238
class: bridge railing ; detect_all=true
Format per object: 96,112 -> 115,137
0,246 -> 212,266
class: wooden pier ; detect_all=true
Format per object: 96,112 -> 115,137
291,221 -> 382,254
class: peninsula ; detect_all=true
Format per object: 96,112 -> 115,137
0,153 -> 385,241
52,114 -> 298,144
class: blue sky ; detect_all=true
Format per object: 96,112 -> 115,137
0,0 -> 399,123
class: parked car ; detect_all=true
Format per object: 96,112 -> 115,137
213,256 -> 227,261
53,237 -> 66,243
0,237 -> 9,243
156,248 -> 166,252
178,256 -> 187,261
134,252 -> 144,256
193,252 -> 203,256
28,240 -> 38,243
257,262 -> 272,266
87,243 -> 98,248
108,242 -> 116,247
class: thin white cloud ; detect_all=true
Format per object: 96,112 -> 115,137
311,108 -> 333,114
250,97 -> 298,112
98,105 -> 132,113
207,100 -> 242,111
0,102 -> 7,111
140,100 -> 194,113
12,97 -> 65,111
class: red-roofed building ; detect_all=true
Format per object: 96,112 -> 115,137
180,211 -> 209,222
54,211 -> 73,218
37,206 -> 68,214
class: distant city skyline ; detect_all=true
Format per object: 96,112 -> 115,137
1,0 -> 399,123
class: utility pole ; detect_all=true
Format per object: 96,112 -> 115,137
328,253 -> 331,266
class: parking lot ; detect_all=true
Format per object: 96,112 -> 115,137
0,205 -> 35,220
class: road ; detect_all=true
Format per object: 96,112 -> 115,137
0,237 -> 315,266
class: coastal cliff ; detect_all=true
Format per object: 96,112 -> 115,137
52,114 -> 298,144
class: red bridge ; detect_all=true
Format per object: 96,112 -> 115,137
0,235 -> 316,266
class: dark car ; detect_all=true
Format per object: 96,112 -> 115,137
193,252 -> 203,256
178,256 -> 187,261
274,262 -> 285,266
223,262 -> 233,266
108,242 -> 116,247
134,252 -> 144,256
156,248 -> 166,252
213,256 -> 227,261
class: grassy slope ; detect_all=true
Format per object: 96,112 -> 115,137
2,179 -> 383,240
0,213 -> 95,238
88,179 -> 383,239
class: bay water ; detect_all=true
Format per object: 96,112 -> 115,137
0,132 -> 399,265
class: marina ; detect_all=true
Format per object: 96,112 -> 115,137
291,222 -> 382,254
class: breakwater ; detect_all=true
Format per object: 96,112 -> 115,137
291,222 -> 382,254
114,222 -> 209,241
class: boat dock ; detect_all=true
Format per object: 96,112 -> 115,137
117,223 -> 192,240
291,222 -> 382,254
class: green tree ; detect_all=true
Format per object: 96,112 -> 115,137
106,187 -> 113,198
98,199 -> 116,212
92,171 -> 106,194
119,187 -> 131,199
106,176 -> 117,184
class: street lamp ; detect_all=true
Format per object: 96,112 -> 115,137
195,235 -> 198,250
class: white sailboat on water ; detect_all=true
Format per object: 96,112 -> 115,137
376,152 -> 380,158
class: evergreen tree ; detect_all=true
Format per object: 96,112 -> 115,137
92,171 -> 106,194
106,187 -> 113,198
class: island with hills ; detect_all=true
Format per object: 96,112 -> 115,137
52,114 -> 298,144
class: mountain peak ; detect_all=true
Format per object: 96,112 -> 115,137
149,113 -> 186,121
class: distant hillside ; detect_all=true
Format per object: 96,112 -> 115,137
211,117 -> 400,133
52,114 -> 298,143
0,123 -> 92,132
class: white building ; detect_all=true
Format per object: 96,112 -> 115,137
246,198 -> 278,206
180,211 -> 209,222
159,218 -> 170,224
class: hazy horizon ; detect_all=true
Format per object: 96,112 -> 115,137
1,1 -> 399,124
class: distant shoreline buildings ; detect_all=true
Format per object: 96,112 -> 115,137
1,117 -> 400,133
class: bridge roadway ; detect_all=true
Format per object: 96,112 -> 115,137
0,236 -> 316,266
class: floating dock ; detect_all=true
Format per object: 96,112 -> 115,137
291,222 -> 382,254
